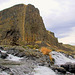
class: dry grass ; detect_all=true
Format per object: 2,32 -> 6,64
49,55 -> 53,61
35,41 -> 42,44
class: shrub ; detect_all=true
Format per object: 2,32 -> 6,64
40,47 -> 52,55
40,47 -> 54,62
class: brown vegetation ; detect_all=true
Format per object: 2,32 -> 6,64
40,47 -> 53,61
40,47 -> 52,55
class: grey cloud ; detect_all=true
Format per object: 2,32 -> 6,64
48,21 -> 75,37
41,0 -> 75,41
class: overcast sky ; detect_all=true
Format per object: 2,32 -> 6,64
0,0 -> 75,45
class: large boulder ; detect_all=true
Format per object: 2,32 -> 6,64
0,47 -> 4,50
61,62 -> 75,73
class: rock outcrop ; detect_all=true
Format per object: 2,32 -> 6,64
0,4 -> 58,46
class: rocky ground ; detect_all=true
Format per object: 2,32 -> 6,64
0,46 -> 75,75
0,46 -> 51,75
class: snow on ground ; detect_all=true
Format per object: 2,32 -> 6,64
6,54 -> 23,61
0,71 -> 10,75
50,51 -> 75,65
33,66 -> 56,75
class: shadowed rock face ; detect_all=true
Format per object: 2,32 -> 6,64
0,4 -> 58,46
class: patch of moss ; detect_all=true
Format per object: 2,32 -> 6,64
26,45 -> 39,49
26,45 -> 34,49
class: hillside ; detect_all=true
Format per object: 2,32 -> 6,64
63,44 -> 75,56
0,4 -> 58,46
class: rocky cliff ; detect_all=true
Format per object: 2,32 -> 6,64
0,4 -> 58,46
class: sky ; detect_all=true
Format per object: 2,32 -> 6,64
0,0 -> 75,45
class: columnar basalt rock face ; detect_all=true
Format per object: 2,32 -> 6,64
0,4 -> 27,45
0,4 -> 58,46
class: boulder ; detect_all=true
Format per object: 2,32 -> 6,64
0,51 -> 8,59
17,52 -> 25,57
0,47 -> 4,50
61,62 -> 75,73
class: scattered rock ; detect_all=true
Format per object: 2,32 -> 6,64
5,47 -> 52,68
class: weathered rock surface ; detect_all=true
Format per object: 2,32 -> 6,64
0,4 -> 58,46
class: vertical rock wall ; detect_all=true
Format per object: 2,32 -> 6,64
0,4 -> 58,46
